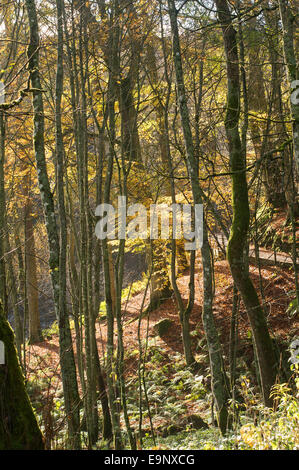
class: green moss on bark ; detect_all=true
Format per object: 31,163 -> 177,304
0,313 -> 44,450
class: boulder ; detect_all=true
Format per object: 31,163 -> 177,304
153,318 -> 173,337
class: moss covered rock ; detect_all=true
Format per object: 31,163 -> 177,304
185,414 -> 209,430
153,319 -> 173,337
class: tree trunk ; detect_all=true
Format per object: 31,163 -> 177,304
0,310 -> 44,449
25,0 -> 81,448
215,0 -> 278,406
24,196 -> 42,344
278,0 -> 299,174
168,0 -> 230,434
0,113 -> 7,314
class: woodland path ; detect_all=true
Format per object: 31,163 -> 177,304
213,234 -> 296,268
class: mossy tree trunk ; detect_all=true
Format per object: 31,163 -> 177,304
152,29 -> 195,368
215,0 -> 278,406
145,240 -> 173,313
278,0 -> 299,174
0,113 -> 7,314
0,311 -> 44,449
100,0 -> 123,449
25,0 -> 81,448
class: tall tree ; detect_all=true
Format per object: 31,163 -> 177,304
24,187 -> 42,344
215,0 -> 278,406
168,0 -> 230,434
25,0 -> 81,448
278,0 -> 299,174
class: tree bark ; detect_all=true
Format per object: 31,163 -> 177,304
24,196 -> 42,344
25,0 -> 81,448
278,0 -> 299,174
168,0 -> 230,434
215,0 -> 278,406
0,309 -> 44,449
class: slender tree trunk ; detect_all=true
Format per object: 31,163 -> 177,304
24,196 -> 42,344
278,0 -> 299,173
25,0 -> 81,448
6,248 -> 23,361
100,0 -> 123,448
77,4 -> 99,446
215,0 -> 278,406
168,0 -> 230,434
91,103 -> 113,441
158,32 -> 196,367
0,112 -> 7,314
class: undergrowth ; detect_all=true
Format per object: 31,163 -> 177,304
26,339 -> 299,450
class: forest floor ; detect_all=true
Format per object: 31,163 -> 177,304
24,248 -> 298,448
26,208 -> 299,382
26,257 -> 298,380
